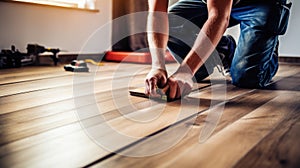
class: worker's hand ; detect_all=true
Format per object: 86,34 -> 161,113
145,68 -> 168,96
162,70 -> 194,100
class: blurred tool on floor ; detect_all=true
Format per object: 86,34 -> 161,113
64,59 -> 104,72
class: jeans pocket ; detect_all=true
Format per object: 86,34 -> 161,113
274,2 -> 292,35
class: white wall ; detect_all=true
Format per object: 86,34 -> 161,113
0,1 -> 112,54
1,1 -> 298,57
279,0 -> 300,57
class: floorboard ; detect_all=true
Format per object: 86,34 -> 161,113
0,62 -> 299,168
94,91 -> 300,168
234,102 -> 300,168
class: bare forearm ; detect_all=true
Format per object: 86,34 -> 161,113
147,0 -> 169,70
178,0 -> 232,75
147,14 -> 169,69
179,16 -> 229,74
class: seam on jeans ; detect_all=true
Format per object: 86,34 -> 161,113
258,37 -> 278,87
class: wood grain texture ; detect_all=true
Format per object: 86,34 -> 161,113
92,90 -> 285,168
166,93 -> 300,168
234,102 -> 300,168
0,63 -> 299,168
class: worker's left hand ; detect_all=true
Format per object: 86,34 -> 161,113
162,71 -> 194,100
145,68 -> 168,96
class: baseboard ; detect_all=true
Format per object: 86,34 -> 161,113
279,56 -> 300,64
39,53 -> 106,65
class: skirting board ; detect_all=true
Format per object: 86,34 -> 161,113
279,56 -> 300,64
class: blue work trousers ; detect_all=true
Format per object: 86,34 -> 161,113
168,0 -> 280,88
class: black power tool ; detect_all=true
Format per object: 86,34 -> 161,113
27,44 -> 60,66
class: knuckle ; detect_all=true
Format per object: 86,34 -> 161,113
149,77 -> 157,82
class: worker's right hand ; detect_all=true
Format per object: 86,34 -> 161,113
162,70 -> 193,100
145,68 -> 168,96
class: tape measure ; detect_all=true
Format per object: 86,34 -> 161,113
84,59 -> 104,66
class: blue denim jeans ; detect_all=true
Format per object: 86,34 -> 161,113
167,0 -> 280,88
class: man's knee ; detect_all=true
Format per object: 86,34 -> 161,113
231,72 -> 260,88
230,62 -> 262,88
231,68 -> 273,88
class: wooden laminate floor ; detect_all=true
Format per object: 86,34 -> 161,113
0,62 -> 299,168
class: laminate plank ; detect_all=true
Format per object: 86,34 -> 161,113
0,74 -> 146,115
0,72 -> 151,146
94,92 -> 300,168
0,62 -> 178,147
188,83 -> 253,101
274,63 -> 300,78
85,64 -> 299,168
0,97 -> 156,167
0,62 -> 121,85
0,91 -> 190,158
265,72 -> 300,91
0,63 -> 296,110
0,63 -> 298,168
0,86 -> 126,121
234,105 -> 300,168
0,68 -> 145,98
0,66 -> 64,77
0,89 -> 149,146
0,71 -> 70,86
0,61 -> 166,97
0,92 -> 183,167
0,64 -> 178,153
129,83 -> 211,100
71,84 -> 255,167
0,124 -> 109,168
0,62 -> 177,155
0,62 -> 176,104
0,82 -> 228,167
90,89 -> 278,167
0,104 -> 198,167
149,92 -> 300,168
